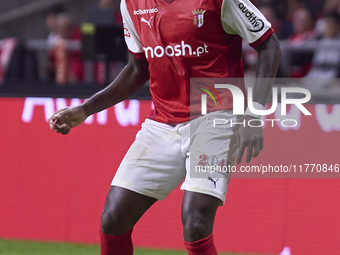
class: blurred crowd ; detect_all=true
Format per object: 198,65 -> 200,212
0,0 -> 123,85
244,0 -> 340,82
0,0 -> 340,86
45,5 -> 83,84
44,0 -> 123,85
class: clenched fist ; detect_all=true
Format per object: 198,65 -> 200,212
48,106 -> 88,135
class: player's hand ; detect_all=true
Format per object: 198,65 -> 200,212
236,115 -> 263,164
48,106 -> 87,135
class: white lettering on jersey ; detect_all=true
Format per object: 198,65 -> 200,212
238,2 -> 264,32
141,17 -> 153,28
143,41 -> 209,58
134,8 -> 158,15
22,97 -> 55,123
315,104 -> 340,132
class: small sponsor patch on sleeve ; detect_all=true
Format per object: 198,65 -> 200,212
221,0 -> 272,45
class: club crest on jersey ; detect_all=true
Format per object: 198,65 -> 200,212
192,9 -> 205,28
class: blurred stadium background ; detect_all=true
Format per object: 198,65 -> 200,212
1,0 -> 340,254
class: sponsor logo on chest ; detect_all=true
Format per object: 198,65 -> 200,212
143,41 -> 209,59
133,8 -> 158,15
141,17 -> 153,28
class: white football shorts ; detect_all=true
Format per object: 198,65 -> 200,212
111,111 -> 238,203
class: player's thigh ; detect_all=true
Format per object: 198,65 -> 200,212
181,111 -> 238,204
112,118 -> 187,201
101,185 -> 157,235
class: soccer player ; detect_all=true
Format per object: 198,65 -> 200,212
48,0 -> 281,254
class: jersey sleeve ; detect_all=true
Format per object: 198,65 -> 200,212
221,0 -> 273,47
120,0 -> 145,57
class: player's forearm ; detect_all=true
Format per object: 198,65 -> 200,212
252,34 -> 282,106
81,59 -> 149,117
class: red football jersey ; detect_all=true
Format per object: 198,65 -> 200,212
121,0 -> 273,124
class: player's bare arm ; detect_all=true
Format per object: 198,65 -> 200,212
48,53 -> 149,134
236,33 -> 282,164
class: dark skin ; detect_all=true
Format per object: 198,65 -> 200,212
236,33 -> 282,164
49,33 -> 281,242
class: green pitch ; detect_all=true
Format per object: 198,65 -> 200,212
0,239 -> 266,255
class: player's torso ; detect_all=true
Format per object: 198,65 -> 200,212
125,0 -> 243,76
124,0 -> 244,123
134,0 -> 223,50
